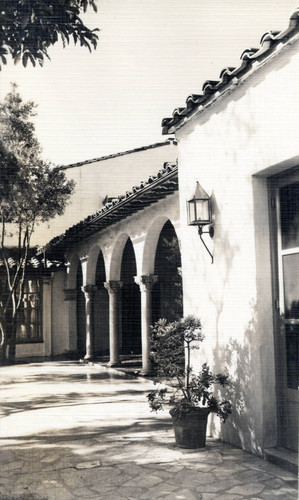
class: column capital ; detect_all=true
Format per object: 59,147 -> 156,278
135,274 -> 158,292
64,288 -> 77,301
104,280 -> 123,295
81,284 -> 97,297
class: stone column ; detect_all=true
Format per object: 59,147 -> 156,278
135,274 -> 158,375
104,280 -> 123,366
81,285 -> 97,361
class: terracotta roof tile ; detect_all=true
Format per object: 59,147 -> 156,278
162,9 -> 299,134
43,161 -> 178,257
0,256 -> 64,270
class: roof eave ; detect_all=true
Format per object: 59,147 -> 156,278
162,20 -> 299,135
43,163 -> 178,257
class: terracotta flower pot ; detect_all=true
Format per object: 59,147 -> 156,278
169,407 -> 210,448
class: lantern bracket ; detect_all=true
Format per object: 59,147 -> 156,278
198,225 -> 214,264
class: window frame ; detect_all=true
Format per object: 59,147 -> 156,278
15,276 -> 43,344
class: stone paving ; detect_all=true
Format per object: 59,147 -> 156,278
0,361 -> 297,500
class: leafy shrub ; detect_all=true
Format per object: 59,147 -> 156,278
147,316 -> 232,421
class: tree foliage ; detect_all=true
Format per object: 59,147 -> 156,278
0,0 -> 99,69
0,84 -> 75,363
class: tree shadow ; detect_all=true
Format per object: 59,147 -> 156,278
0,414 -> 176,484
0,368 -> 130,386
211,301 -> 264,456
197,197 -> 263,455
0,386 -> 154,419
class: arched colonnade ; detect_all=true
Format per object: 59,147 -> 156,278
64,204 -> 182,374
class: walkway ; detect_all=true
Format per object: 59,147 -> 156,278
0,362 -> 297,499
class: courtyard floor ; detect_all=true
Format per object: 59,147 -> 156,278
0,361 -> 297,500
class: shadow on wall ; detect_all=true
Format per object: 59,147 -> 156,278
207,193 -> 240,347
193,196 -> 264,455
211,301 -> 263,457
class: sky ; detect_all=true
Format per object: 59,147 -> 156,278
0,0 -> 297,166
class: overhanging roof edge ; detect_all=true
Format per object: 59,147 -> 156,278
42,163 -> 178,255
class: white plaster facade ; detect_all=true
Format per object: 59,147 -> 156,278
31,139 -> 177,246
15,161 -> 181,371
168,25 -> 299,455
13,12 -> 299,464
62,191 -> 180,372
15,140 -> 178,359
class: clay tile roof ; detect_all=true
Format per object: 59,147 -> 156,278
42,161 -> 178,257
185,94 -> 205,109
240,47 -> 259,60
59,138 -> 176,170
0,256 -> 64,270
219,67 -> 236,82
202,80 -> 220,94
260,30 -> 281,47
162,9 -> 299,134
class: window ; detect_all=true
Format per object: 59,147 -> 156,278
279,182 -> 299,389
16,279 -> 42,343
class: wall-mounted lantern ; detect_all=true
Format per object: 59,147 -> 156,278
187,181 -> 214,263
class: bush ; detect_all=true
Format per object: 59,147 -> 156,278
147,316 -> 232,421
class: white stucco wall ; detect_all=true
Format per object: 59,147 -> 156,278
56,192 -> 180,362
51,270 -> 69,356
15,270 -> 70,360
66,191 -> 180,286
175,38 -> 299,453
31,140 -> 177,246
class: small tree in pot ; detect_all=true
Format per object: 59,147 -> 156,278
147,316 -> 232,448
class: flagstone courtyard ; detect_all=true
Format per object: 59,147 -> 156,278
0,362 -> 297,499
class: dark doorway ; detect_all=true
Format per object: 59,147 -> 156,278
94,251 -> 109,356
76,261 -> 86,355
152,220 -> 183,324
120,239 -> 141,355
270,174 -> 299,452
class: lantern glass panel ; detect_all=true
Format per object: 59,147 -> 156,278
188,201 -> 196,224
195,198 -> 210,223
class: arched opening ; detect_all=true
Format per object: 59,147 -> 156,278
94,251 -> 109,356
120,239 -> 141,355
152,220 -> 183,323
76,261 -> 86,355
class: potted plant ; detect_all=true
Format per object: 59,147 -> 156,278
147,316 -> 232,448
